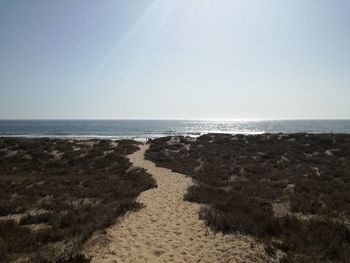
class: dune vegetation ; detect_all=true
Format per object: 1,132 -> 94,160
0,138 -> 156,262
146,134 -> 350,262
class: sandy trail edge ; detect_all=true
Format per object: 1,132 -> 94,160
84,144 -> 273,263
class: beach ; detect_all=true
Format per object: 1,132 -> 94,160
2,0 -> 349,261
84,144 -> 272,263
1,134 -> 350,262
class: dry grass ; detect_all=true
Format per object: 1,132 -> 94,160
146,133 -> 350,262
0,138 -> 156,262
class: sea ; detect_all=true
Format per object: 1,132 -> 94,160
0,119 -> 350,140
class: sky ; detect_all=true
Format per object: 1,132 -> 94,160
0,0 -> 349,120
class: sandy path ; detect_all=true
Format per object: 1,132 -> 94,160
84,145 -> 273,263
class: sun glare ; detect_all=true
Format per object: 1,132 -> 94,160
190,0 -> 211,13
192,0 -> 199,6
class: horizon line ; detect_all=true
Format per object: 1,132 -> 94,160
1,118 -> 350,121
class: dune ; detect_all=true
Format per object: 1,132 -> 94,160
84,144 -> 272,263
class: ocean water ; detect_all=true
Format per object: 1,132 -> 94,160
0,120 -> 349,140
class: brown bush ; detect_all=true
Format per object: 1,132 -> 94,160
0,138 -> 156,262
146,133 -> 350,261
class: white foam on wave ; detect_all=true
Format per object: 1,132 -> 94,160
0,131 -> 265,141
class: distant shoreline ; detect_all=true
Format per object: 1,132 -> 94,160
1,131 -> 350,141
1,119 -> 350,139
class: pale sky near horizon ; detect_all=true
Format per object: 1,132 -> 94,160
0,0 -> 349,119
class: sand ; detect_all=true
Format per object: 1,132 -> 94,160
84,144 -> 273,263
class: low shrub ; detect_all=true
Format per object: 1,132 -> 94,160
147,133 -> 350,261
0,138 -> 156,262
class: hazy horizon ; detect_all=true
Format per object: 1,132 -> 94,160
1,0 -> 350,119
1,118 -> 350,121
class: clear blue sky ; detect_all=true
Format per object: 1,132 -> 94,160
0,0 -> 349,119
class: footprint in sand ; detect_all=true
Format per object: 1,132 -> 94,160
84,144 -> 275,263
